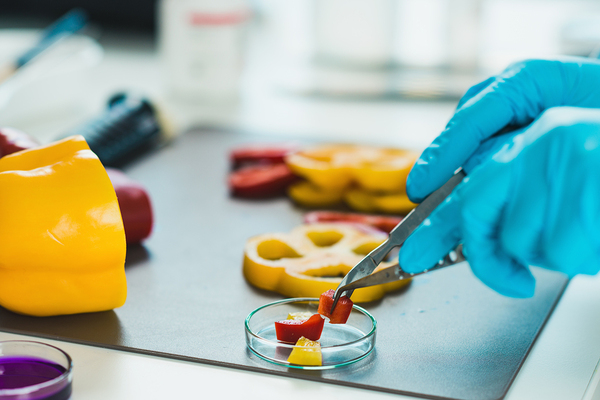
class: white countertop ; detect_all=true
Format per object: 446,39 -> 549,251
1,29 -> 600,400
2,271 -> 600,400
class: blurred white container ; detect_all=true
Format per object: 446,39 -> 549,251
314,0 -> 396,68
446,0 -> 481,72
159,0 -> 250,102
312,0 -> 482,71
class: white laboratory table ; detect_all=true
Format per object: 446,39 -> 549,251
2,272 -> 600,400
1,31 -> 600,400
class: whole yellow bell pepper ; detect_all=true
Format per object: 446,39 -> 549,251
0,136 -> 127,317
243,223 -> 409,303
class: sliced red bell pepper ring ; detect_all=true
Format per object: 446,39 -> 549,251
275,313 -> 325,343
318,289 -> 353,324
229,163 -> 298,198
304,211 -> 403,234
230,144 -> 298,169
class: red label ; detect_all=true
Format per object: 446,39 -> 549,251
189,11 -> 249,26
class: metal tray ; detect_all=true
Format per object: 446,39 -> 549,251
0,129 -> 568,400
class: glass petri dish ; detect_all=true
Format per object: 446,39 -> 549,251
0,340 -> 73,400
245,298 -> 376,370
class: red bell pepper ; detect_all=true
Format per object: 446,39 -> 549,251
304,211 -> 403,234
229,163 -> 298,198
275,313 -> 324,343
0,128 -> 40,157
318,289 -> 353,324
106,168 -> 154,244
230,144 -> 298,169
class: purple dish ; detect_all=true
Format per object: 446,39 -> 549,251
0,341 -> 72,400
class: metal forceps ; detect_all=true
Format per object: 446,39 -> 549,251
330,169 -> 467,312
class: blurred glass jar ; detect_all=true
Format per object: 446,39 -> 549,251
159,0 -> 250,102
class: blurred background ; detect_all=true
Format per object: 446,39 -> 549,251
1,0 -> 600,148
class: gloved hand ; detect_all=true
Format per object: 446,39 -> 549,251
406,57 -> 600,203
399,107 -> 600,298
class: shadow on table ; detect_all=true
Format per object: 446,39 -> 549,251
0,308 -> 125,346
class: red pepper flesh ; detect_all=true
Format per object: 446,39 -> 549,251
106,168 -> 153,244
304,211 -> 403,234
275,313 -> 324,343
230,145 -> 298,169
318,289 -> 353,324
229,163 -> 298,198
0,128 -> 40,157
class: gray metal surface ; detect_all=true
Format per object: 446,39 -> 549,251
0,129 -> 568,400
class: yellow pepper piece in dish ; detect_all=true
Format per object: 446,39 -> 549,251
285,144 -> 418,193
243,223 -> 409,303
0,136 -> 127,317
344,188 -> 417,215
287,312 -> 313,320
287,336 -> 322,366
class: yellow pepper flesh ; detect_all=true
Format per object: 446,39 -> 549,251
351,147 -> 417,192
287,181 -> 345,208
287,312 -> 312,320
285,145 -> 355,191
287,336 -> 322,366
286,144 -> 418,192
344,188 -> 417,214
0,136 -> 127,316
285,144 -> 418,213
243,223 -> 409,303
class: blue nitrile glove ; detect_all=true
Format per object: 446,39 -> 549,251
399,107 -> 600,297
406,57 -> 600,203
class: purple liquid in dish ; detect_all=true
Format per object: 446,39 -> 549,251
0,357 -> 66,389
0,356 -> 71,400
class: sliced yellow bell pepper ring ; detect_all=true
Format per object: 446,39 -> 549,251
351,147 -> 417,193
344,188 -> 417,215
243,223 -> 409,303
285,144 -> 418,193
0,136 -> 127,317
287,181 -> 345,208
285,145 -> 356,191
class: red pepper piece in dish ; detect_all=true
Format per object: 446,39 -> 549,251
318,289 -> 353,324
229,163 -> 298,198
230,144 -> 298,169
304,211 -> 403,234
275,313 -> 325,343
0,127 -> 40,157
106,168 -> 154,244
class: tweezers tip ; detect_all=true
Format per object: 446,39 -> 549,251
329,290 -> 341,314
